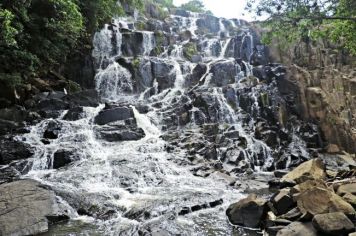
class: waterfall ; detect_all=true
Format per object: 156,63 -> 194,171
219,38 -> 232,58
95,62 -> 133,100
142,31 -> 155,56
240,32 -> 254,61
14,8 -> 314,236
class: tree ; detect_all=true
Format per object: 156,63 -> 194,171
246,0 -> 356,55
180,0 -> 206,13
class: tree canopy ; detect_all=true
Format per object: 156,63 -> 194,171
246,0 -> 356,55
180,0 -> 206,13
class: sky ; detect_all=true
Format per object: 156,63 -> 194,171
173,0 -> 259,21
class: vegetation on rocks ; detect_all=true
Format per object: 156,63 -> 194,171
247,0 -> 356,55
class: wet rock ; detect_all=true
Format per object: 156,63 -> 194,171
279,207 -> 302,221
98,127 -> 145,142
43,121 -> 62,139
187,63 -> 207,87
276,222 -> 317,236
296,187 -> 355,216
0,106 -> 29,122
94,106 -> 134,125
0,166 -> 20,184
0,118 -> 20,135
281,159 -> 326,184
37,98 -> 70,111
210,59 -> 236,86
63,107 -> 85,121
0,180 -> 69,236
0,139 -> 34,165
270,188 -> 296,215
226,194 -> 267,228
312,212 -> 354,235
64,89 -> 100,108
53,149 -> 80,169
151,58 -> 176,90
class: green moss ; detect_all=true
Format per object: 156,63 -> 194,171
260,92 -> 269,107
66,80 -> 82,94
183,42 -> 198,61
135,21 -> 146,31
132,58 -> 141,69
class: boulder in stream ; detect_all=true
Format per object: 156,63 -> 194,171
0,180 -> 69,236
226,194 -> 267,228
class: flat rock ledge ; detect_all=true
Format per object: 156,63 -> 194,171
0,180 -> 69,236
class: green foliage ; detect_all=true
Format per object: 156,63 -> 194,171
0,9 -> 18,46
247,0 -> 356,55
0,0 -> 123,87
183,42 -> 198,60
154,0 -> 174,8
180,0 -> 205,13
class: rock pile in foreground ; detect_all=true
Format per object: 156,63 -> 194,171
227,158 -> 356,235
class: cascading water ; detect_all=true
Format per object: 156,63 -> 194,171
16,9 -> 312,236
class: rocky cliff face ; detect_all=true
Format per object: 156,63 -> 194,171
269,39 -> 356,154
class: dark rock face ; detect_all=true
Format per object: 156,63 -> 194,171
226,194 -> 266,228
96,122 -> 145,142
312,212 -> 354,235
94,106 -> 134,125
53,149 -> 80,169
64,89 -> 100,108
43,121 -> 62,139
210,60 -> 236,87
0,139 -> 34,165
0,180 -> 69,236
63,107 -> 85,121
151,58 -> 176,90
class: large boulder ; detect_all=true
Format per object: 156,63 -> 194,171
0,180 -> 69,236
312,212 -> 354,235
64,89 -> 100,108
276,222 -> 317,236
0,139 -> 34,165
281,159 -> 326,184
63,107 -> 85,121
226,194 -> 267,228
96,122 -> 145,142
94,106 -> 134,125
210,59 -> 236,87
270,188 -> 296,215
53,149 -> 80,169
296,187 -> 355,216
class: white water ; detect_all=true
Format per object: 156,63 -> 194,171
14,11 -> 311,236
219,38 -> 232,58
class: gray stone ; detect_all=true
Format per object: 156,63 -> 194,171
226,194 -> 266,228
0,180 -> 69,236
276,222 -> 317,236
312,212 -> 354,235
94,106 -> 134,125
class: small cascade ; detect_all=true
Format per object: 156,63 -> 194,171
172,60 -> 185,89
240,32 -> 254,61
188,12 -> 199,38
219,18 -> 228,37
171,44 -> 184,58
219,38 -> 232,58
92,23 -> 122,67
142,31 -> 155,56
95,62 -> 133,100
